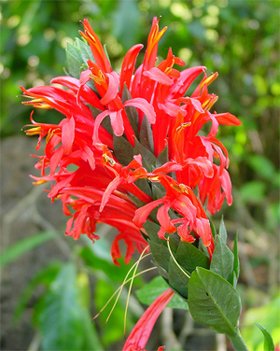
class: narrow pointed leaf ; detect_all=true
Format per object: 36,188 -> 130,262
113,135 -> 134,165
233,233 -> 240,280
210,235 -> 234,281
256,324 -> 275,351
210,219 -> 217,238
139,115 -> 154,152
135,179 -> 152,198
66,38 -> 93,78
156,145 -> 169,165
133,138 -> 157,171
219,217 -> 227,243
122,86 -> 139,137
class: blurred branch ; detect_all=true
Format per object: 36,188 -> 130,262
32,205 -> 72,258
216,333 -> 227,351
2,185 -> 44,247
178,311 -> 193,345
2,184 -> 72,258
161,308 -> 181,350
27,333 -> 41,351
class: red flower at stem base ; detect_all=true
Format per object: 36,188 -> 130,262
123,289 -> 174,351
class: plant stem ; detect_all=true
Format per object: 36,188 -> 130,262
229,329 -> 249,351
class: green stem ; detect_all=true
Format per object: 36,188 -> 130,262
229,329 -> 249,351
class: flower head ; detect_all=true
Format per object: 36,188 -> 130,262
22,17 -> 240,263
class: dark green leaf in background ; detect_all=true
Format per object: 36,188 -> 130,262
112,0 -> 140,49
38,264 -> 103,351
14,262 -> 62,322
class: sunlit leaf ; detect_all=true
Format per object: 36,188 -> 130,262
256,324 -> 274,351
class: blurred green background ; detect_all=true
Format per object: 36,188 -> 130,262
1,0 -> 279,350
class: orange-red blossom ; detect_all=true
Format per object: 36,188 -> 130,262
22,17 -> 241,351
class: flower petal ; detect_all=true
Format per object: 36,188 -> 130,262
100,71 -> 119,105
124,98 -> 156,124
61,116 -> 75,154
120,44 -> 143,93
144,67 -> 173,85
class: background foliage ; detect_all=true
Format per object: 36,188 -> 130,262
1,0 -> 279,350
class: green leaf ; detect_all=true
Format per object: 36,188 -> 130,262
210,235 -> 234,281
256,324 -> 275,351
112,0 -> 140,48
175,241 -> 209,273
149,241 -> 170,273
113,135 -> 134,165
133,138 -> 157,171
168,259 -> 189,298
151,182 -> 165,200
122,86 -> 139,137
95,278 -> 134,346
38,264 -> 103,351
136,276 -> 188,310
14,262 -> 62,322
242,295 -> 280,350
219,217 -> 227,243
135,179 -> 152,198
144,222 -> 170,278
231,233 -> 240,287
249,155 -> 276,181
210,219 -> 217,238
78,246 -> 134,282
156,144 -> 169,166
0,231 -> 56,268
188,267 -> 241,336
240,181 -> 266,204
66,38 -> 93,78
139,116 -> 154,153
143,221 -> 162,244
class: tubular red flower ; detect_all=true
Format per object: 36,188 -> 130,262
80,18 -> 112,73
123,288 -> 174,351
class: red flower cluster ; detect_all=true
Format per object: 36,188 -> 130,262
22,18 -> 240,264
